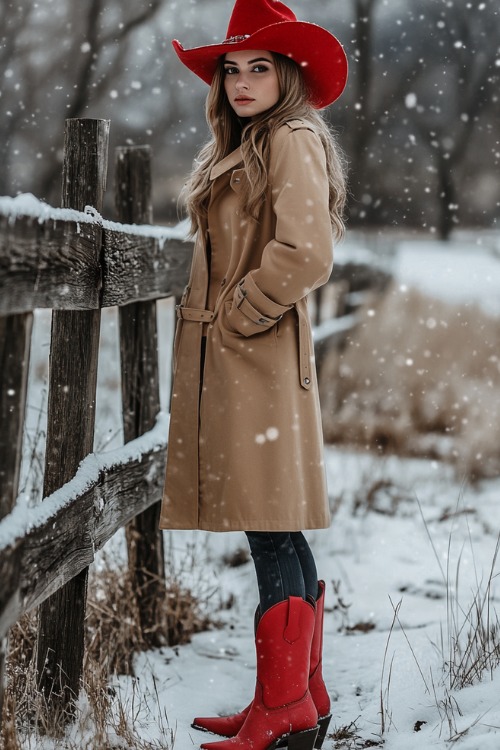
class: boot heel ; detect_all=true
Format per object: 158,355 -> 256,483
315,714 -> 332,749
287,726 -> 319,750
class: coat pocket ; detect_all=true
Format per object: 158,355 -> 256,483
224,300 -> 238,331
220,299 -> 280,353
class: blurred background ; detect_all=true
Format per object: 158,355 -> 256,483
1,0 -> 499,235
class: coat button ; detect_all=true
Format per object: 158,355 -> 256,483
304,377 -> 310,385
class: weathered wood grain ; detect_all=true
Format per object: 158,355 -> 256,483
115,146 -> 153,225
0,216 -> 192,314
0,216 -> 101,314
61,118 -> 109,211
0,447 -> 166,642
0,313 -> 33,519
116,146 -> 166,648
102,231 -> 192,305
36,118 -> 109,718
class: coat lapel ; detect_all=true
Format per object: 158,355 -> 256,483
209,147 -> 243,181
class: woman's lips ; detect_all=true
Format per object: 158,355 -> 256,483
235,97 -> 255,105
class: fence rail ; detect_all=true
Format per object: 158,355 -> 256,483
0,422 -> 167,643
0,212 -> 191,314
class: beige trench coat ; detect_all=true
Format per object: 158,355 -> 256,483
160,120 -> 334,532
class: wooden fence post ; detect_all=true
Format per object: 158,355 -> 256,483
35,118 -> 110,724
0,315 -> 32,519
115,146 -> 166,648
0,313 -> 32,721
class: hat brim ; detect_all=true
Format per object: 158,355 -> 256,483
172,21 -> 348,109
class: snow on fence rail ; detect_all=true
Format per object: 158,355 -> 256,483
0,117 -> 386,733
0,194 -> 191,314
0,412 -> 170,631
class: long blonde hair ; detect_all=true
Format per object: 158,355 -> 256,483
183,52 -> 347,241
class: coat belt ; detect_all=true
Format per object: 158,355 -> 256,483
176,305 -> 214,323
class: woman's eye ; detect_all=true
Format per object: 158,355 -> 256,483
224,65 -> 270,75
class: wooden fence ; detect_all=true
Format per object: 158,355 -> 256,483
0,118 -> 191,727
0,117 -> 387,733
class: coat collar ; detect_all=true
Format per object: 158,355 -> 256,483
209,147 -> 243,181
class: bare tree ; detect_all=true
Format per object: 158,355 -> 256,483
341,0 -> 427,223
0,1 -> 36,192
0,0 -> 163,199
38,0 -> 163,198
409,0 -> 499,238
332,0 -> 499,234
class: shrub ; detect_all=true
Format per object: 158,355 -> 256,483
320,284 -> 500,479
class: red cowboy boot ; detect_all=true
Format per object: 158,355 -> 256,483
193,703 -> 251,738
194,582 -> 331,749
192,607 -> 260,737
199,596 -> 319,750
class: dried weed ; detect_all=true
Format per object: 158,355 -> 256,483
2,551 -> 216,748
320,284 -> 500,479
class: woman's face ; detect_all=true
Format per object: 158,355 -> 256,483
223,49 -> 280,118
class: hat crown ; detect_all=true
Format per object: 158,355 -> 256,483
226,0 -> 297,39
172,0 -> 348,109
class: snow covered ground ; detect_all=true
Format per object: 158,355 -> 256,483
11,231 -> 500,748
84,449 -> 500,750
394,239 -> 500,318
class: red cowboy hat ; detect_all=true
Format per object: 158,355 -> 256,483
172,0 -> 348,109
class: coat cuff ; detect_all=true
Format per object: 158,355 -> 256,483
227,275 -> 292,336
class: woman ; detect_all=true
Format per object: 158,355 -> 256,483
160,1 -> 348,748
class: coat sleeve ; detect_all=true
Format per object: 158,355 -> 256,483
225,126 -> 334,337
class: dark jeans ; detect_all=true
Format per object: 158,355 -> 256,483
245,531 -> 318,614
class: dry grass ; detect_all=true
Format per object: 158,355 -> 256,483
437,531 -> 500,693
1,552 -> 218,749
330,717 -> 383,748
431,530 -> 500,740
378,503 -> 500,743
320,284 -> 500,479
